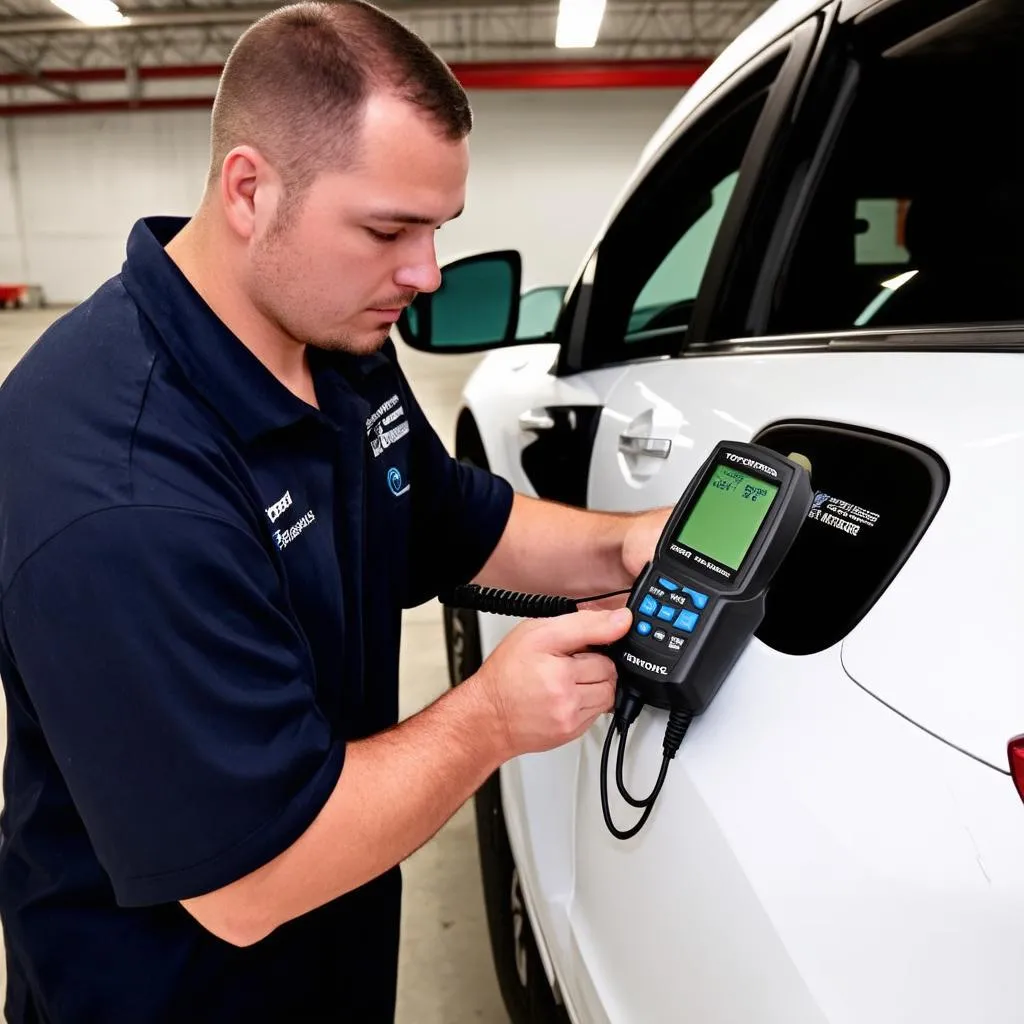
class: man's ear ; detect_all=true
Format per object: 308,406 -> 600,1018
220,145 -> 281,242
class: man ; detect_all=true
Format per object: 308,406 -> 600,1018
0,3 -> 667,1021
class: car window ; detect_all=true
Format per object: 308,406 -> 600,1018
517,286 -> 567,339
768,2 -> 1024,335
627,171 -> 739,340
567,52 -> 784,370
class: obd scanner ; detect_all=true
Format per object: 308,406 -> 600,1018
602,441 -> 812,837
446,440 -> 812,841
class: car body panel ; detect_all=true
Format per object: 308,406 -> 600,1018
586,348 -> 1024,772
440,0 -> 1024,1019
461,343 -> 1024,1023
565,641 -> 1024,1024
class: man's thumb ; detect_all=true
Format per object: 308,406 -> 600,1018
549,607 -> 633,653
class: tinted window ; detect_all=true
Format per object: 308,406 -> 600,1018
770,1 -> 1024,334
517,286 -> 567,339
572,59 -> 780,369
627,171 -> 740,340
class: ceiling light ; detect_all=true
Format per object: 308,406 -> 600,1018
556,0 -> 607,49
50,0 -> 126,27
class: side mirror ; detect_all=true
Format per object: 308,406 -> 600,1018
398,250 -> 523,353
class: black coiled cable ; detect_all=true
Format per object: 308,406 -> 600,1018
447,583 -> 694,840
449,584 -> 629,618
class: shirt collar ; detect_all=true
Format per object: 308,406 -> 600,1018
120,216 -> 332,443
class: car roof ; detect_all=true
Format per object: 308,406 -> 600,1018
640,0 -> 828,166
586,0 -> 829,246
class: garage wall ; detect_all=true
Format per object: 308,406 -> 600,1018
0,88 -> 680,303
0,121 -> 27,283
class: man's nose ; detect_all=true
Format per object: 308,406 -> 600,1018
394,242 -> 442,295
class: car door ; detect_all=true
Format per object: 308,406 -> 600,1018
561,2 -> 1024,1023
555,15 -> 849,1023
496,9 -> 843,1020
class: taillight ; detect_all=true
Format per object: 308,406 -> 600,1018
1008,736 -> 1024,803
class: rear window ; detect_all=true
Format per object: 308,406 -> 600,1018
769,0 -> 1024,334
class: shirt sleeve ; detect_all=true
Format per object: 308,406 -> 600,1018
1,504 -> 344,908
396,362 -> 514,609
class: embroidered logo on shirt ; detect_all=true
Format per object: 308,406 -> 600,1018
366,394 -> 410,458
266,489 -> 317,550
387,467 -> 410,497
265,490 -> 293,523
274,510 -> 317,550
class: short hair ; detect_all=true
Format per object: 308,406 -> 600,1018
208,1 -> 472,194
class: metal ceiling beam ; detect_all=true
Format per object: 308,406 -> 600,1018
0,56 -> 710,85
0,5 -> 280,33
0,1 -> 771,37
0,1 -> 773,82
0,39 -> 77,98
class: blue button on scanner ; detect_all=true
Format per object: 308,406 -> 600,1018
658,577 -> 679,592
682,587 -> 709,610
674,609 -> 699,633
639,595 -> 659,616
656,604 -> 677,622
636,620 -> 653,637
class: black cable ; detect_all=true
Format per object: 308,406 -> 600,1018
601,721 -> 665,840
448,584 -> 630,618
446,582 -> 696,840
615,727 -> 666,807
600,707 -> 694,840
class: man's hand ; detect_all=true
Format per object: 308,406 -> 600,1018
182,607 -> 633,947
470,607 -> 633,759
621,506 -> 672,579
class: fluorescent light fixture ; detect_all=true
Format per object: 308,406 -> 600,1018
556,0 -> 607,49
50,0 -> 126,27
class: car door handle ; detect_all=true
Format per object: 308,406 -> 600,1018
618,433 -> 672,459
518,409 -> 556,432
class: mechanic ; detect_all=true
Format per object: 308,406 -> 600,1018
0,3 -> 668,1022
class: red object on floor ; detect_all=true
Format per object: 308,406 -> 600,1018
0,285 -> 28,306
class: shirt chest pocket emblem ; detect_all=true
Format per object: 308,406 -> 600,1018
366,394 -> 410,458
387,467 -> 411,498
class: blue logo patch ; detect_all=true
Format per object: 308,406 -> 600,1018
387,467 -> 410,497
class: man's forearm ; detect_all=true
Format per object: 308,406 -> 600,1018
182,680 -> 505,946
475,493 -> 656,599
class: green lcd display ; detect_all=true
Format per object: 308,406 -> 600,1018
676,464 -> 780,571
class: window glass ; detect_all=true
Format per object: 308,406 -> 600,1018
770,7 -> 1024,334
517,286 -> 567,339
574,69 -> 776,368
628,172 -> 739,339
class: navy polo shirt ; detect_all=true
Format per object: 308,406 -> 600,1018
0,217 -> 513,1023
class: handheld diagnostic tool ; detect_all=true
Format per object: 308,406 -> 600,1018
614,440 -> 813,714
445,439 -> 813,841
598,440 -> 812,839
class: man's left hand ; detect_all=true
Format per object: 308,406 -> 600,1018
621,507 -> 672,580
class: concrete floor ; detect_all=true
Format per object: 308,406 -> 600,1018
0,307 -> 507,1023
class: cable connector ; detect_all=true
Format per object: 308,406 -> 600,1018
663,708 -> 693,760
613,688 -> 644,735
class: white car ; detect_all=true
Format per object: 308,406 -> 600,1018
400,0 -> 1024,1021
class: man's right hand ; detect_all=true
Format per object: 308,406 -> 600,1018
470,607 -> 633,760
183,605 -> 634,947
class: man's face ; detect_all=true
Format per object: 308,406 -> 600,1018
248,92 -> 468,356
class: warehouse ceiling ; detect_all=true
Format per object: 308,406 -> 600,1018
0,0 -> 775,113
